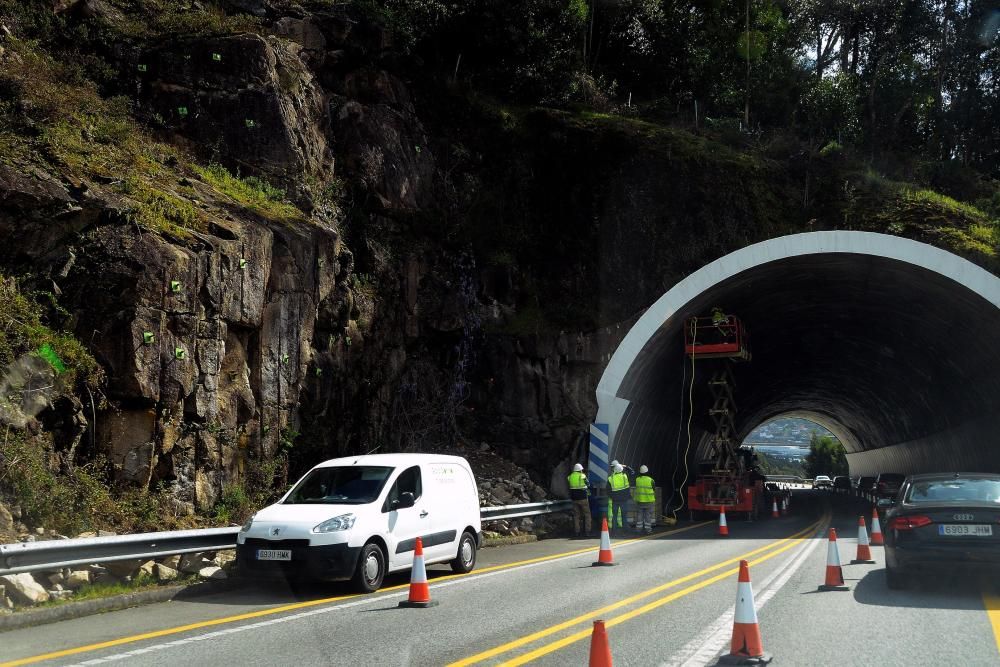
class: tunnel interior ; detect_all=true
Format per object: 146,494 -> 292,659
601,236 -> 1000,488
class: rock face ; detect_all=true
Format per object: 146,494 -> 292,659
0,3 -> 812,523
136,33 -> 333,199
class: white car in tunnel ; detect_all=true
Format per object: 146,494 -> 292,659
812,475 -> 832,489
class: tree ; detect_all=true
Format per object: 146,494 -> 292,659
804,433 -> 848,477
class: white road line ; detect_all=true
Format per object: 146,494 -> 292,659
61,535 -> 683,666
661,520 -> 829,667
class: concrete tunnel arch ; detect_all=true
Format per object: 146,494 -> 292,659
594,231 -> 1000,489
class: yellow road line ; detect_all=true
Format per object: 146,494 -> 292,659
1,522 -> 712,667
984,592 -> 1000,656
449,517 -> 825,667
500,525 -> 821,666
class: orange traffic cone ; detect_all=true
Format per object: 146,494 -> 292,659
719,560 -> 771,665
719,506 -> 729,537
851,516 -> 875,564
588,619 -> 613,667
870,506 -> 884,546
592,517 -> 617,566
818,528 -> 849,591
399,537 -> 439,607
771,499 -> 779,518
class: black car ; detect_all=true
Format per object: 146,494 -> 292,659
883,473 -> 1000,589
833,476 -> 852,491
874,472 -> 905,499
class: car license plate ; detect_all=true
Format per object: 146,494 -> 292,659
939,524 -> 993,536
257,549 -> 292,561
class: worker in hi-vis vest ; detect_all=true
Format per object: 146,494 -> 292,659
607,463 -> 631,531
566,463 -> 591,538
633,465 -> 656,534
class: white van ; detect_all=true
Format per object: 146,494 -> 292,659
235,453 -> 482,591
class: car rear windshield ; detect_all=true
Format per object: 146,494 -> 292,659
905,478 -> 1000,504
283,466 -> 393,505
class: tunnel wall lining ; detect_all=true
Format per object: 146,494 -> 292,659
847,412 -> 1000,476
596,231 -> 1000,458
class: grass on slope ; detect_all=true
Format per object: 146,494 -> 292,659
0,37 -> 305,239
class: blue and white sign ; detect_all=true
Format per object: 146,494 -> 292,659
588,423 -> 610,487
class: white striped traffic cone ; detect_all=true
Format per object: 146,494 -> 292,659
592,517 -> 617,566
870,506 -> 884,546
818,528 -> 849,591
781,497 -> 788,515
719,506 -> 729,537
719,560 -> 770,664
399,536 -> 439,607
771,499 -> 779,518
851,516 -> 875,564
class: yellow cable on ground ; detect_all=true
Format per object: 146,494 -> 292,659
672,319 -> 697,520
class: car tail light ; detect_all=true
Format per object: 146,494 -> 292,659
878,482 -> 886,489
889,515 -> 932,530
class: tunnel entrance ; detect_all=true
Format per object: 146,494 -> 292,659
595,232 -> 1000,492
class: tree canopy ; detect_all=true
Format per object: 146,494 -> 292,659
804,433 -> 849,477
385,0 -> 1000,181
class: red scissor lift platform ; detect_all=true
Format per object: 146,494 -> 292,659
683,314 -> 761,521
683,315 -> 751,361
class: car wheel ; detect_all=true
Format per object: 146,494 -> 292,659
352,542 -> 386,593
450,531 -> 478,574
885,562 -> 906,590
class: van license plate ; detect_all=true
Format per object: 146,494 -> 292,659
257,549 -> 292,561
939,524 -> 992,536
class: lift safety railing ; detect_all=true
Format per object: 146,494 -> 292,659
0,500 -> 573,576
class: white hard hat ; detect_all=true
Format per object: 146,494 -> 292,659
610,460 -> 619,468
614,463 -> 623,473
639,465 -> 648,474
572,463 -> 584,472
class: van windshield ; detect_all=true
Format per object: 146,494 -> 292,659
283,466 -> 393,505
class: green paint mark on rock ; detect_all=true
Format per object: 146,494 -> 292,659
212,53 -> 222,62
36,344 -> 67,374
137,64 -> 147,72
170,280 -> 182,293
239,258 -> 247,269
143,331 -> 155,345
177,106 -> 188,117
245,119 -> 257,129
174,347 -> 186,360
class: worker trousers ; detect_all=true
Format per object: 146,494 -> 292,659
571,498 -> 592,535
636,503 -> 655,533
607,498 -> 627,529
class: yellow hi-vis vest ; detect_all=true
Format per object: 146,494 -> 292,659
567,471 -> 589,493
634,475 -> 655,503
609,471 -> 630,492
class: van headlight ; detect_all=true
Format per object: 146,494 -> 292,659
240,516 -> 255,533
312,514 -> 356,533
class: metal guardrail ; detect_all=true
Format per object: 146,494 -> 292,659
479,499 -> 573,521
0,501 -> 573,576
0,528 -> 240,576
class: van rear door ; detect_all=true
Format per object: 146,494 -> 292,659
418,461 -> 476,562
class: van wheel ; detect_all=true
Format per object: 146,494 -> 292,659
352,542 -> 385,593
450,531 -> 477,573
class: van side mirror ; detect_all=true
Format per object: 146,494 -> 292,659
877,497 -> 893,507
392,491 -> 416,510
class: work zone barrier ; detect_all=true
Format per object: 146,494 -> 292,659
1,501 -> 574,576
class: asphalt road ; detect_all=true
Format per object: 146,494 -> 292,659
2,491 -> 998,666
